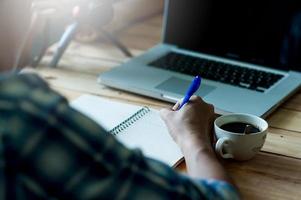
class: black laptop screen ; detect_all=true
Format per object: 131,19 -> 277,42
164,0 -> 301,72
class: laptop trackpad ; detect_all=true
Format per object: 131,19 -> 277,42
156,77 -> 216,97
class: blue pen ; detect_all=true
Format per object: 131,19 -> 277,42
178,76 -> 202,109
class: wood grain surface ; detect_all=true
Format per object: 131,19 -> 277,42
33,14 -> 301,200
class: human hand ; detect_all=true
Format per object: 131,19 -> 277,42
160,96 -> 215,151
161,96 -> 236,185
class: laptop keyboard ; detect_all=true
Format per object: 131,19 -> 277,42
149,52 -> 284,92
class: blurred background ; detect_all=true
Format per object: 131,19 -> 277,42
26,0 -> 164,69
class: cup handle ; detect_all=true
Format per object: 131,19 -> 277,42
215,138 -> 234,159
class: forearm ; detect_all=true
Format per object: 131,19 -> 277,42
180,136 -> 234,185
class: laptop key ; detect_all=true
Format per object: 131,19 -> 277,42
149,52 -> 284,92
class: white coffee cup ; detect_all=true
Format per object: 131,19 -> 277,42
214,113 -> 268,161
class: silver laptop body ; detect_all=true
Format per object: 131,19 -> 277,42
99,0 -> 301,117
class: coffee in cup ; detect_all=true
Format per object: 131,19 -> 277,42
214,113 -> 268,161
220,122 -> 261,134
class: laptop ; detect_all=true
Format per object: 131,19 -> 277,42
99,0 -> 301,117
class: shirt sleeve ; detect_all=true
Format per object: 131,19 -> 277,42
0,73 -> 240,200
190,178 -> 240,200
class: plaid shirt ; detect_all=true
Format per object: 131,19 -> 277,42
0,74 -> 239,200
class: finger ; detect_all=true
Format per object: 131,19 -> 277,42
209,104 -> 215,111
159,108 -> 173,120
189,95 -> 202,102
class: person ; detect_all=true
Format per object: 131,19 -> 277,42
0,0 -> 240,199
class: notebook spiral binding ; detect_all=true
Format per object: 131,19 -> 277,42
109,107 -> 151,136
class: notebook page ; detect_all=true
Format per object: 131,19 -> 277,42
116,109 -> 183,166
70,95 -> 142,131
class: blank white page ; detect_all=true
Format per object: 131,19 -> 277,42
70,95 -> 141,131
116,109 -> 183,166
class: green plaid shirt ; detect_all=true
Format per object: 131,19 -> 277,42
0,74 -> 239,200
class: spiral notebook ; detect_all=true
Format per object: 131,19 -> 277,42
71,95 -> 183,167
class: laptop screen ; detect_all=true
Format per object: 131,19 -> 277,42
164,0 -> 301,72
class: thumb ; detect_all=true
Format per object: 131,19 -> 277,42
160,101 -> 180,120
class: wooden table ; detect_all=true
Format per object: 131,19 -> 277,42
34,14 -> 301,200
